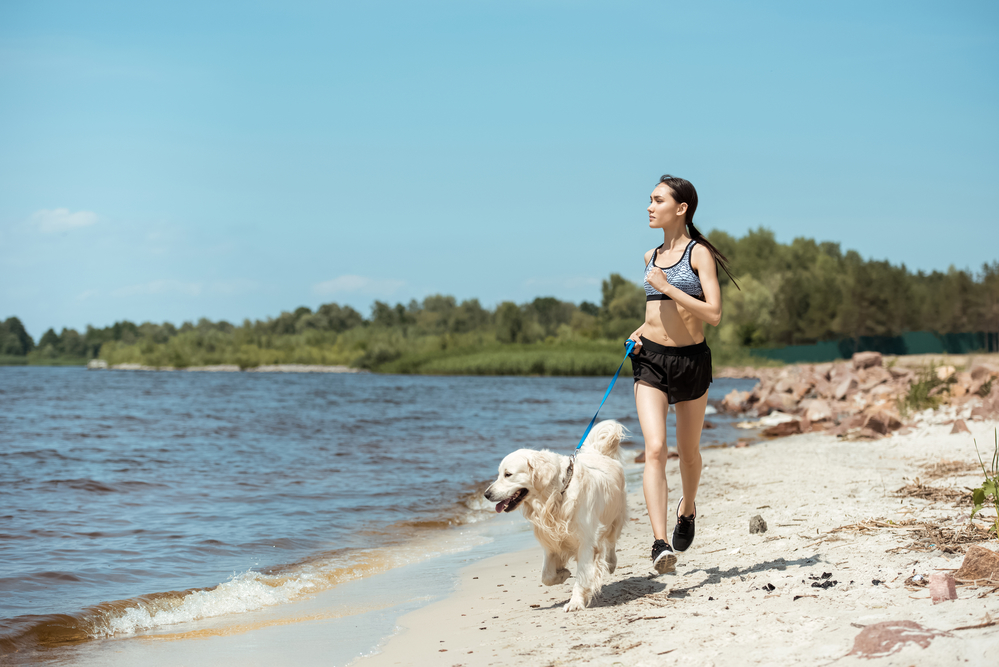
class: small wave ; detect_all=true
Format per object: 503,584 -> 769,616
704,404 -> 717,415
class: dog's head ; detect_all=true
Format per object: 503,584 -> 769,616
483,449 -> 560,513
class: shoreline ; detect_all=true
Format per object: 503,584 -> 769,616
357,420 -> 999,666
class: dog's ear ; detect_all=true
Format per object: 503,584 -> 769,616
528,453 -> 559,491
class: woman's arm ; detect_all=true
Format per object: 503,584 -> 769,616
627,249 -> 656,351
645,244 -> 723,326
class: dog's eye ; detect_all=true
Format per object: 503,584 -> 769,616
504,472 -> 512,478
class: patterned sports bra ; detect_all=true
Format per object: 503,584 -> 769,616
643,240 -> 705,302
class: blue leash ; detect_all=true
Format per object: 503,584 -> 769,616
561,339 -> 636,493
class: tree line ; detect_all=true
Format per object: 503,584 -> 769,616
2,228 -> 996,369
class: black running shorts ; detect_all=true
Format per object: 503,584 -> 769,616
631,336 -> 712,404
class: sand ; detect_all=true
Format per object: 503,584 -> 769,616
357,419 -> 999,667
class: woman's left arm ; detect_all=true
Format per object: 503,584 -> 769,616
651,244 -> 723,326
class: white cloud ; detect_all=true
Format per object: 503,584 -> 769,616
30,208 -> 98,233
111,280 -> 203,298
209,279 -> 259,296
312,274 -> 405,296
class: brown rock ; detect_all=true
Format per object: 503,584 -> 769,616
635,451 -> 645,463
970,405 -> 995,421
863,411 -> 903,435
887,366 -> 914,380
834,375 -> 859,401
855,427 -> 883,439
969,364 -> 999,381
812,377 -> 833,399
852,351 -> 883,369
858,366 -> 893,390
949,419 -> 971,435
749,515 -> 767,534
721,389 -> 751,413
800,398 -> 834,422
765,392 -> 798,414
929,573 -> 957,604
954,545 -> 999,583
761,420 -> 802,437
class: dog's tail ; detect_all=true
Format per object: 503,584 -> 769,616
581,420 -> 626,459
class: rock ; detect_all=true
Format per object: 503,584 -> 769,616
721,389 -> 751,413
935,365 -> 956,381
800,398 -> 834,422
970,406 -> 995,421
765,392 -> 799,413
852,351 -> 883,369
762,420 -> 802,437
86,359 -> 108,370
970,364 -> 999,381
860,412 -> 901,435
749,515 -> 767,534
950,419 -> 971,434
888,366 -> 914,380
834,375 -> 859,401
954,545 -> 999,583
929,572 -> 957,604
635,451 -> 645,463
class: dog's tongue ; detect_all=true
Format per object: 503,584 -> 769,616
494,499 -> 509,513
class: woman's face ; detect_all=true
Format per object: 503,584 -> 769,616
647,184 -> 687,229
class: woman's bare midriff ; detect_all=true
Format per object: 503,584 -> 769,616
642,300 -> 705,347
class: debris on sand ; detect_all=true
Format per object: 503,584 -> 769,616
847,621 -> 951,658
749,515 -> 768,534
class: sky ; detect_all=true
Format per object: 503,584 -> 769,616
2,0 -> 997,339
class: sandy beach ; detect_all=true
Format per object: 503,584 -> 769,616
359,418 -> 999,666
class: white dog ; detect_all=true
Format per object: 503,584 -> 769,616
484,420 -> 627,612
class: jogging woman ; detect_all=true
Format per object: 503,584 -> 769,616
628,174 -> 736,574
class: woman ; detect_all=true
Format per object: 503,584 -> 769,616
628,174 -> 736,574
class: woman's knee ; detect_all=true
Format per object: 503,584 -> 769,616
644,440 -> 670,463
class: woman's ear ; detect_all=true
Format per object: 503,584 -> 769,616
677,202 -> 688,217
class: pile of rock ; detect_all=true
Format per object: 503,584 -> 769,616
719,352 -> 999,440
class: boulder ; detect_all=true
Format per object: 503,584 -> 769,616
858,366 -> 893,390
852,351 -> 883,369
970,364 -> 999,381
749,515 -> 768,534
970,405 -> 995,421
954,545 -> 999,583
764,392 -> 798,414
800,398 -> 834,422
721,389 -> 751,413
834,375 -> 859,401
761,420 -> 803,437
888,366 -> 914,380
862,411 -> 903,435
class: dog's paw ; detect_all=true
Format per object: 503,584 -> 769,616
563,596 -> 587,612
542,568 -> 571,586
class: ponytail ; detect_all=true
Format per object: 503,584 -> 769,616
658,174 -> 740,290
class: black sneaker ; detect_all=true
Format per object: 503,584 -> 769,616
651,539 -> 677,574
672,497 -> 696,552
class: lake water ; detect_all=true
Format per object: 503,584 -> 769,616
0,366 -> 757,660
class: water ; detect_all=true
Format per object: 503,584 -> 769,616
0,366 -> 756,659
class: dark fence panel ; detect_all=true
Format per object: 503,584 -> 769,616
751,331 -> 998,363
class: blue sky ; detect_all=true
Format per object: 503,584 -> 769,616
2,0 -> 997,338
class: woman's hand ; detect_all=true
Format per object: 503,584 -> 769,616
644,267 -> 673,297
628,327 -> 644,354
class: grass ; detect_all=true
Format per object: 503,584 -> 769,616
376,341 -> 633,376
897,364 -> 947,417
971,429 -> 999,537
0,355 -> 88,366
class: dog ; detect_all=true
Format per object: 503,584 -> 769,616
483,420 -> 627,611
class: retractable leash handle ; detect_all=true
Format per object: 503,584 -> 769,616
561,339 -> 636,494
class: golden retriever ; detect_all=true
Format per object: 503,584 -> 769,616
484,420 -> 627,611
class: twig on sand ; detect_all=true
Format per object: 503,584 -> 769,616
977,585 -> 999,598
951,619 -> 997,631
627,615 -> 670,624
657,648 -> 677,655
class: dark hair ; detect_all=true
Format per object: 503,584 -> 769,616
658,174 -> 740,289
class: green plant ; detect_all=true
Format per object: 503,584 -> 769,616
897,364 -> 945,417
971,429 -> 999,537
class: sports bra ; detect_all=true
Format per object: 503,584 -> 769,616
643,240 -> 705,302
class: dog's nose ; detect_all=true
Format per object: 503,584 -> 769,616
484,485 -> 495,501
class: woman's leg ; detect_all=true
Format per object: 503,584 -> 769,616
673,390 -> 708,516
634,381 -> 671,540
